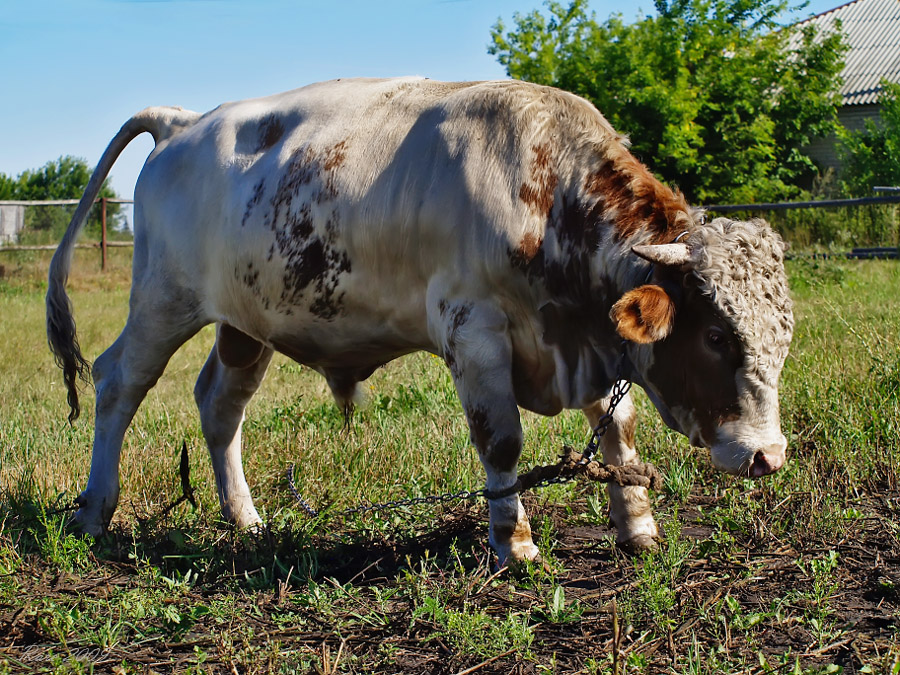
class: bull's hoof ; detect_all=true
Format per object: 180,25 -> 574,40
67,494 -> 112,538
617,534 -> 659,555
494,539 -> 543,571
68,510 -> 107,539
497,550 -> 554,576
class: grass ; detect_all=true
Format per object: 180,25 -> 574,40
0,247 -> 898,673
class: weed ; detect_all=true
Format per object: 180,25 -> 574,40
535,585 -> 584,624
618,516 -> 694,631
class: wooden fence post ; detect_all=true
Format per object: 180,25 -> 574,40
101,197 -> 107,271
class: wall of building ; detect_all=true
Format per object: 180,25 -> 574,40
804,103 -> 883,173
0,205 -> 25,244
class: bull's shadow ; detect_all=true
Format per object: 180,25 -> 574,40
102,504 -> 492,587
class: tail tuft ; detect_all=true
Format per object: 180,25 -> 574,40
47,279 -> 91,423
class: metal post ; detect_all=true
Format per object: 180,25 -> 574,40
101,197 -> 107,271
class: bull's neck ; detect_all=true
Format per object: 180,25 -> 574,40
573,152 -> 694,296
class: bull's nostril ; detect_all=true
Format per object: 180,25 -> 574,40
750,444 -> 785,478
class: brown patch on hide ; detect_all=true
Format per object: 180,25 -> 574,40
611,285 -> 676,344
512,232 -> 542,266
217,323 -> 265,369
519,143 -> 558,218
509,195 -> 606,308
584,150 -> 690,244
323,140 -> 348,171
256,114 -> 285,153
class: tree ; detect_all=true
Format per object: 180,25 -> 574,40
489,0 -> 846,204
1,156 -> 121,241
838,81 -> 900,197
0,173 -> 15,200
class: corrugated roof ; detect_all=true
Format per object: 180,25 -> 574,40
789,0 -> 900,105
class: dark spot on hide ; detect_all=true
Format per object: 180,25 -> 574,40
442,302 -> 473,380
509,196 -> 602,307
466,406 -> 521,473
242,179 -> 266,227
539,302 -> 615,397
266,143 -> 353,319
467,406 -> 492,452
256,114 -> 285,153
490,436 -> 521,473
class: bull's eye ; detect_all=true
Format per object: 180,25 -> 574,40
706,326 -> 728,351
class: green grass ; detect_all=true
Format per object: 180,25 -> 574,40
0,248 -> 898,673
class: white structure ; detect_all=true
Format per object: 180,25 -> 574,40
0,204 -> 25,244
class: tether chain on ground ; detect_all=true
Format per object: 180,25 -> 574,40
286,357 -> 658,520
285,446 -> 662,520
484,446 -> 663,500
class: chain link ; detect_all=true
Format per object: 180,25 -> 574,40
286,343 -> 634,521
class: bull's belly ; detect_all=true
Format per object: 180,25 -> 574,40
211,276 -> 433,373
267,321 -> 428,373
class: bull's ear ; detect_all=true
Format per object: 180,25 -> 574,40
631,242 -> 691,267
611,285 -> 676,344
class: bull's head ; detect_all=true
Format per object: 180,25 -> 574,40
611,218 -> 794,478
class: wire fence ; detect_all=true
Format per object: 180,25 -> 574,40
0,198 -> 134,270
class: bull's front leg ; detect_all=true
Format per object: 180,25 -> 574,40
584,391 -> 659,553
432,297 -> 540,565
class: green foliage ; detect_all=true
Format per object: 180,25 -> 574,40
489,0 -> 846,204
838,81 -> 900,196
1,156 -> 122,243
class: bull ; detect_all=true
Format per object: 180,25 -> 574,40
47,78 -> 793,564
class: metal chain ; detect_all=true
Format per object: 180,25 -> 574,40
286,343 -> 634,520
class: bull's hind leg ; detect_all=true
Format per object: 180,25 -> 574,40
432,296 -> 539,565
194,323 -> 273,529
74,308 -> 203,537
584,391 -> 659,552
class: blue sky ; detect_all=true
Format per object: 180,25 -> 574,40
1,0 -> 839,198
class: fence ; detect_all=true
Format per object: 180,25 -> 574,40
2,193 -> 899,270
705,194 -> 900,252
0,198 -> 134,271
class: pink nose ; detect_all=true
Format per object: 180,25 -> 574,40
750,444 -> 785,477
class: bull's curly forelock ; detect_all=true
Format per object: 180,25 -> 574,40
687,217 -> 794,387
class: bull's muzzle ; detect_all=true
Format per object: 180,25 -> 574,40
749,440 -> 786,477
710,427 -> 787,478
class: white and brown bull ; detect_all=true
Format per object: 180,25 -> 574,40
47,77 -> 793,564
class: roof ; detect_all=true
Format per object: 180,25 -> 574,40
790,0 -> 900,105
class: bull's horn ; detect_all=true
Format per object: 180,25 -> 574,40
631,242 -> 691,266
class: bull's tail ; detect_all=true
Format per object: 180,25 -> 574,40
46,106 -> 201,423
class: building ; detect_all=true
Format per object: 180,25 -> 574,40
793,0 -> 900,172
0,204 -> 25,245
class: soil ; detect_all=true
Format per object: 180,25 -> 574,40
1,491 -> 898,674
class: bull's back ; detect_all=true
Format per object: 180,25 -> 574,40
132,78 -> 593,363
